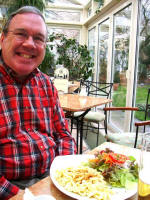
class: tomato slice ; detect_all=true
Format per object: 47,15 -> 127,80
109,153 -> 129,164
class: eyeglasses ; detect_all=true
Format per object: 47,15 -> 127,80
7,29 -> 46,46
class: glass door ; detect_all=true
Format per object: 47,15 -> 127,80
88,27 -> 96,81
98,19 -> 110,83
111,5 -> 132,131
134,0 -> 150,132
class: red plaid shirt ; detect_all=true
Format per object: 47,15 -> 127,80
0,59 -> 77,199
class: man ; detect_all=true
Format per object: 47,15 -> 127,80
0,6 -> 77,199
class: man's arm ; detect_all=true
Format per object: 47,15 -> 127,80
51,89 -> 77,155
0,176 -> 19,199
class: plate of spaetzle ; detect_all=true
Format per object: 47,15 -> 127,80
50,154 -> 137,200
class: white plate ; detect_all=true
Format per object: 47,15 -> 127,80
50,154 -> 137,200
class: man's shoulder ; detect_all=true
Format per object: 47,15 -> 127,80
35,70 -> 56,95
36,69 -> 53,83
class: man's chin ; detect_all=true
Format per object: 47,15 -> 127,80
14,65 -> 36,76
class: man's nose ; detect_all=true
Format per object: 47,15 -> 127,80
22,36 -> 36,47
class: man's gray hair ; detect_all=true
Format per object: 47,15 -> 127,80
3,6 -> 47,37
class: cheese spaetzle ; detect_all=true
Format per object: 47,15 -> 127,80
55,166 -> 114,200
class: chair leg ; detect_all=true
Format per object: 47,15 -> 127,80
76,118 -> 79,153
134,126 -> 139,148
71,117 -> 73,133
104,111 -> 108,136
85,122 -> 89,139
96,123 -> 100,146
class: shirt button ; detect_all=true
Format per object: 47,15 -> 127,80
40,146 -> 43,149
28,128 -> 30,131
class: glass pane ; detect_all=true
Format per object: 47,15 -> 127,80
88,7 -> 92,17
45,10 -> 80,22
135,0 -> 150,132
88,27 -> 96,80
51,0 -> 80,6
48,27 -> 80,41
88,28 -> 95,63
0,7 -> 7,18
47,27 -> 80,70
111,5 -> 131,131
98,19 -> 110,83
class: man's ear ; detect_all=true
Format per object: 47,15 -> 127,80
0,32 -> 5,45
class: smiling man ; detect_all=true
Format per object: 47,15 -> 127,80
0,6 -> 77,199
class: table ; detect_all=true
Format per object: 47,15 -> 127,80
59,94 -> 112,153
68,81 -> 80,93
10,142 -> 140,200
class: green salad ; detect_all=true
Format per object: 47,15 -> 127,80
86,148 -> 138,189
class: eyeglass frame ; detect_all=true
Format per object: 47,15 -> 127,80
6,28 -> 47,46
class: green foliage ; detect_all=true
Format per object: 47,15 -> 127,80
135,86 -> 150,121
113,85 -> 150,121
4,0 -> 46,15
94,0 -> 104,8
114,71 -> 120,83
94,0 -> 104,13
39,45 -> 55,75
112,86 -> 126,107
49,33 -> 94,81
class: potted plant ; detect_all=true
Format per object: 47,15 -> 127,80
39,45 -> 55,76
48,33 -> 94,81
113,71 -> 120,90
94,0 -> 104,14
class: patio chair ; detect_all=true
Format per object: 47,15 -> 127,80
144,88 -> 150,130
71,80 -> 113,146
54,66 -> 69,80
103,107 -> 149,148
136,88 -> 150,132
53,78 -> 69,94
134,120 -> 150,147
53,67 -> 70,94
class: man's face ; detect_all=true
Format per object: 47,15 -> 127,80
0,13 -> 47,79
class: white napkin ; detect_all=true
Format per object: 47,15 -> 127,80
24,188 -> 35,200
23,188 -> 56,200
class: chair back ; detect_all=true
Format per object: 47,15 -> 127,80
54,67 -> 69,80
80,80 -> 113,99
136,88 -> 150,120
134,120 -> 150,148
53,79 -> 69,93
144,88 -> 150,120
103,107 -> 140,148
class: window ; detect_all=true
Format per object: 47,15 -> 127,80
88,27 -> 96,80
51,0 -> 80,6
88,7 -> 92,17
111,5 -> 132,131
45,10 -> 81,22
135,0 -> 150,127
48,27 -> 80,41
98,19 -> 110,83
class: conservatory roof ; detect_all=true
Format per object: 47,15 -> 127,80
49,0 -> 89,6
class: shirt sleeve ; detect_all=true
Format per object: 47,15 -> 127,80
0,176 -> 19,199
51,87 -> 77,155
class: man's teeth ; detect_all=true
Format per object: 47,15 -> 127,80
20,54 -> 32,58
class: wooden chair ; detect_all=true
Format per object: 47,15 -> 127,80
71,80 -> 113,146
103,107 -> 150,148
